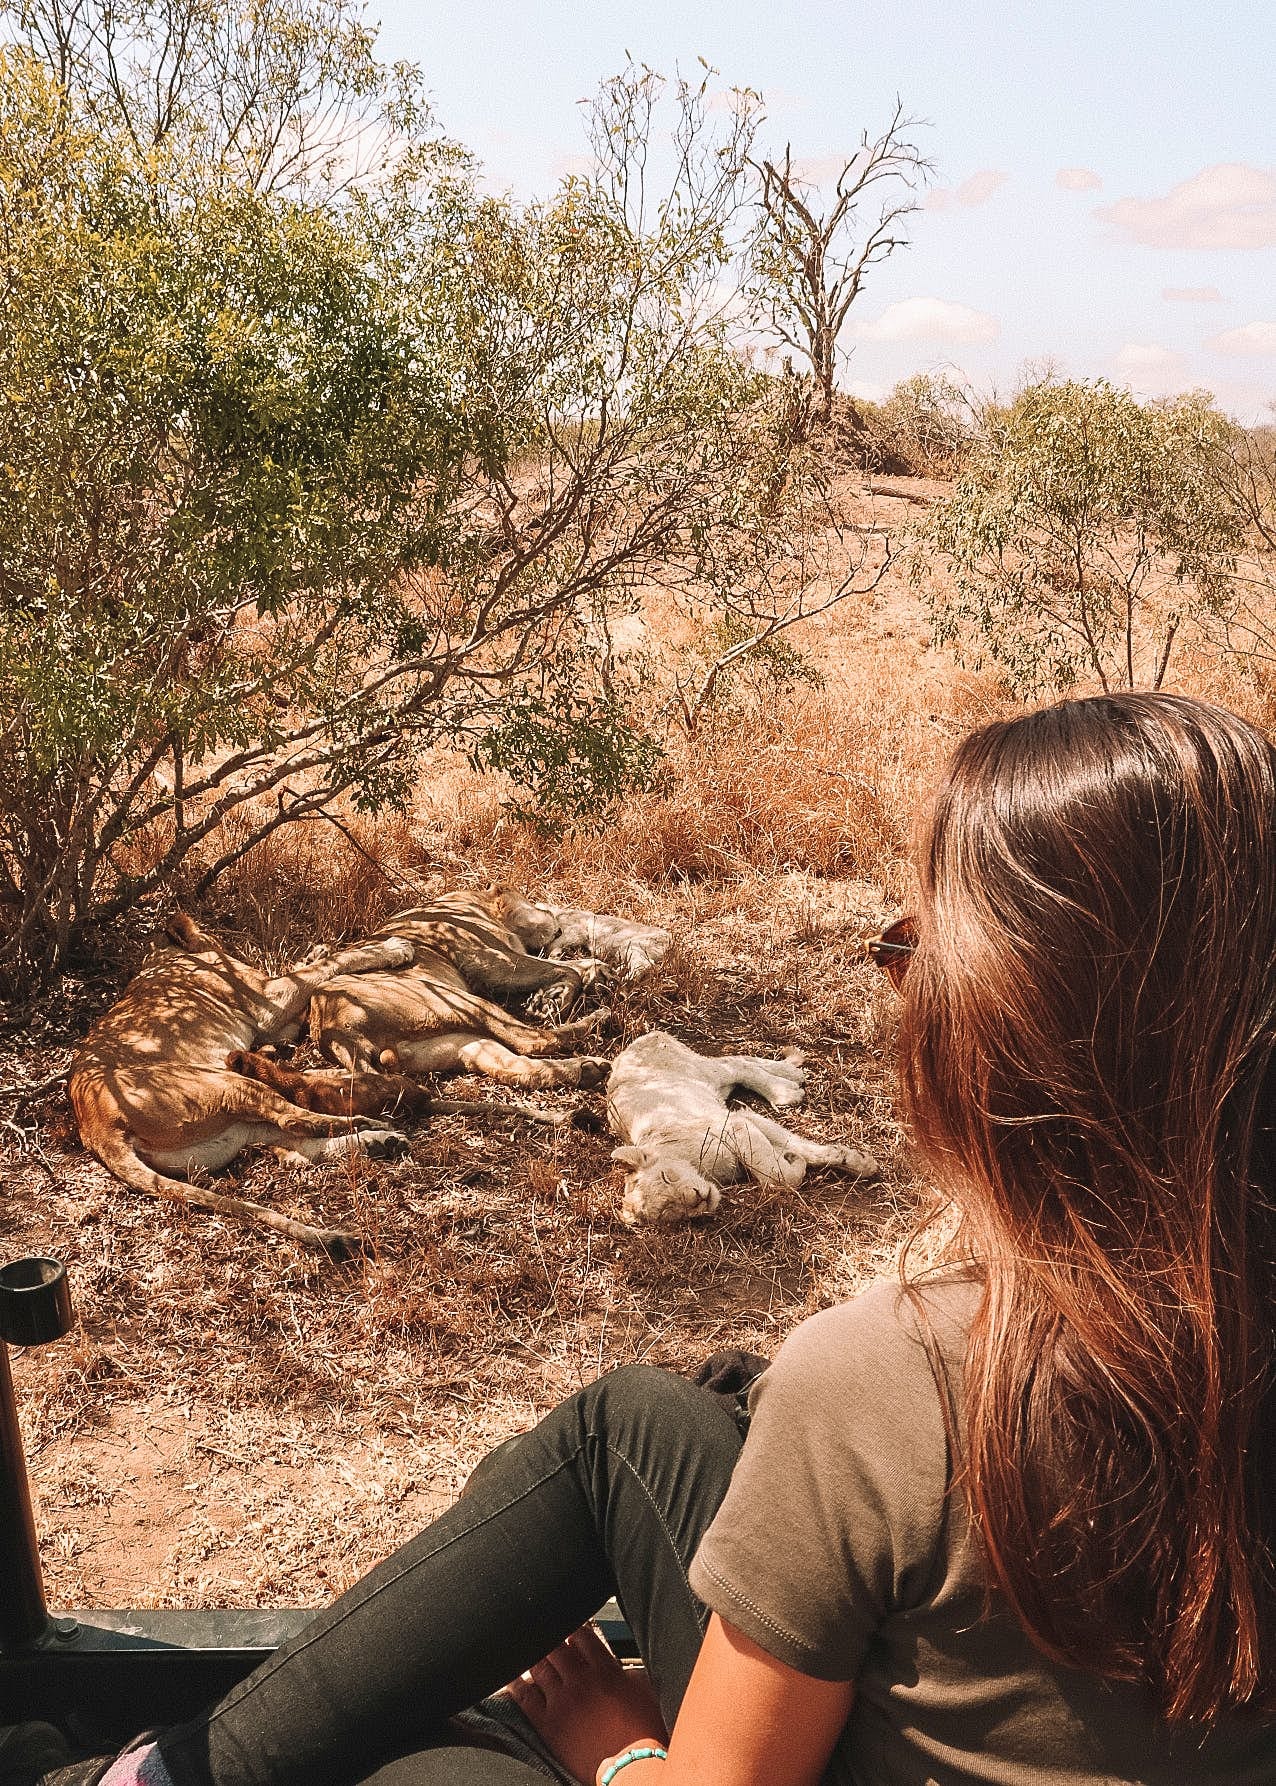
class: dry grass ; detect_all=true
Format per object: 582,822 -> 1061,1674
2,886 -> 921,1605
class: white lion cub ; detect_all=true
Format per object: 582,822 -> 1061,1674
607,1031 -> 878,1226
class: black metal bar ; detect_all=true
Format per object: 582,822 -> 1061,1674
0,1257 -> 75,1652
0,1612 -> 314,1743
0,1258 -> 74,1349
0,1335 -> 52,1650
0,1605 -> 637,1748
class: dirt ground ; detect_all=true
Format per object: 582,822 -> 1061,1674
0,478 -> 954,1614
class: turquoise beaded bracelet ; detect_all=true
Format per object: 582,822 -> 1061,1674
599,1745 -> 668,1784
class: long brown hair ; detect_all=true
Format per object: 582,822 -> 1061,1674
899,693 -> 1276,1724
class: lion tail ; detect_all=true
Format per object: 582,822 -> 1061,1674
73,1098 -> 355,1256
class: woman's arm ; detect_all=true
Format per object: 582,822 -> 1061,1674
603,1613 -> 854,1786
510,1614 -> 854,1786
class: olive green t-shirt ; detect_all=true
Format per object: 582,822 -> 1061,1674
688,1278 -> 1276,1785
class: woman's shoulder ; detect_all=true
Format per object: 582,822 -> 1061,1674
763,1270 -> 981,1406
742,1270 -> 983,1531
691,1272 -> 979,1671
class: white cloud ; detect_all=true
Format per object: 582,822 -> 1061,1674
1097,163 -> 1276,249
1055,167 -> 1102,192
790,152 -> 859,185
550,152 -> 593,182
1206,320 -> 1276,357
855,297 -> 1000,345
845,377 -> 888,404
1162,286 -> 1224,303
1112,342 -> 1192,393
926,169 -> 1008,211
1207,376 -> 1276,424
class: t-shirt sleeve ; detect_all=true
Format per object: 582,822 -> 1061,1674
687,1280 -> 954,1681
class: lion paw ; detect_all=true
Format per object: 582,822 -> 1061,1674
564,1055 -> 608,1089
358,1128 -> 410,1160
833,1146 -> 879,1178
379,937 -> 414,968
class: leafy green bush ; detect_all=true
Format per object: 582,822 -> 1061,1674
0,11 -> 827,979
918,378 -> 1242,695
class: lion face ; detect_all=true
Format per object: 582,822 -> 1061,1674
615,1150 -> 721,1227
480,884 -> 561,951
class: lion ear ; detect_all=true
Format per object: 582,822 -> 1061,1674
611,1145 -> 655,1169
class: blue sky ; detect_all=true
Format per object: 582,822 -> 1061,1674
373,0 -> 1276,419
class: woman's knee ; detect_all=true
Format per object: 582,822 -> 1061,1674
461,1368 -> 691,1488
464,1366 -> 739,1507
577,1364 -> 741,1467
582,1363 -> 702,1426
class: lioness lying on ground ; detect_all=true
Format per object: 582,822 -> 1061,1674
307,948 -> 609,1088
606,1031 -> 878,1226
70,915 -> 415,1251
485,889 -> 672,981
361,889 -> 608,1021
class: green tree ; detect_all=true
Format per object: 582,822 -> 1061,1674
0,17 -> 874,981
921,378 -> 1242,695
0,43 -> 463,972
1193,418 -> 1276,670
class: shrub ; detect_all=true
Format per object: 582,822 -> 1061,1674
860,373 -> 976,476
918,379 -> 1242,695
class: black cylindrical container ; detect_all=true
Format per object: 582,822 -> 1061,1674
0,1258 -> 73,1348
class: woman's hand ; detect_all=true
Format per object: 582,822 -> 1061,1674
506,1623 -> 668,1786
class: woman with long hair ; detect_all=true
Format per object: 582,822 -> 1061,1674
8,691 -> 1275,1786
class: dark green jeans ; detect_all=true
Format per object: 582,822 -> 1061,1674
158,1367 -> 744,1786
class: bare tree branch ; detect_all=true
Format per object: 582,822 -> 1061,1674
750,101 -> 932,429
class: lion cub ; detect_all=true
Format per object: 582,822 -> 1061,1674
607,1032 -> 878,1226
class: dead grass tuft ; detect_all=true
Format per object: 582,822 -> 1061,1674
197,809 -> 426,961
413,650 -> 1014,926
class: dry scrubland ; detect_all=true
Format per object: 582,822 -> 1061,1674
1,474 -> 1269,1610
